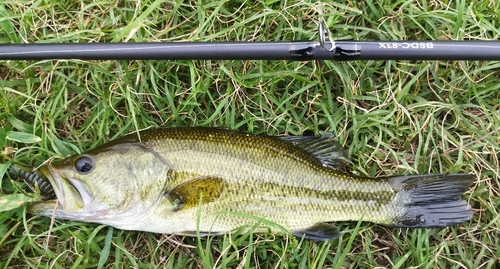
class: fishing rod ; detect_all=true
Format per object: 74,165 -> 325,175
1,24 -> 499,61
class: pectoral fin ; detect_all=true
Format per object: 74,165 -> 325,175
165,176 -> 225,211
291,223 -> 340,241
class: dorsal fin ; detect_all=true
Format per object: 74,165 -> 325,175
279,132 -> 348,170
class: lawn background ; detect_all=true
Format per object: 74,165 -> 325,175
0,0 -> 499,268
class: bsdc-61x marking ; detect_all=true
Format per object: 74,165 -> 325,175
379,42 -> 434,49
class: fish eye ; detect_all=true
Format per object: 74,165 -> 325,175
74,155 -> 94,174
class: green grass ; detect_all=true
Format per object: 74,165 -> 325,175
1,0 -> 499,268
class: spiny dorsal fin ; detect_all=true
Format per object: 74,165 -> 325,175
279,132 -> 348,170
164,176 -> 225,211
291,223 -> 340,241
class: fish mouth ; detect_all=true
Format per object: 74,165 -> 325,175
38,166 -> 88,212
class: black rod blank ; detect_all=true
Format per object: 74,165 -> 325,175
0,40 -> 500,61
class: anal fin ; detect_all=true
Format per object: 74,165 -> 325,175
291,223 -> 340,241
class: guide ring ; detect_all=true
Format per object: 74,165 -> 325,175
319,23 -> 336,51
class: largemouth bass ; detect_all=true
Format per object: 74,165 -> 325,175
30,127 -> 475,241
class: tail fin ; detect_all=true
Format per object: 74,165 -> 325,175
388,174 -> 475,228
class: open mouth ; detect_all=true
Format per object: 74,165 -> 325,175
38,166 -> 86,212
